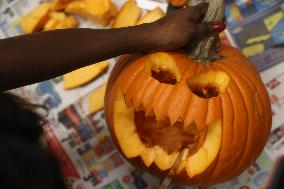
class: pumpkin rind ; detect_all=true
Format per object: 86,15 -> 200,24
104,44 -> 272,185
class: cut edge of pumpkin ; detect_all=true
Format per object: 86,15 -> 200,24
186,119 -> 222,178
145,52 -> 181,85
187,71 -> 230,99
113,88 -> 222,177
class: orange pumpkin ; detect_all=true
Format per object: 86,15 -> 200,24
104,0 -> 271,186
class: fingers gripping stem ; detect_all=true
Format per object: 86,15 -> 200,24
189,0 -> 225,63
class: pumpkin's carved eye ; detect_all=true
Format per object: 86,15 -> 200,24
150,70 -> 178,85
187,71 -> 230,99
145,52 -> 181,85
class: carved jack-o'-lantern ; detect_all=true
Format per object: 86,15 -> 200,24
104,0 -> 271,186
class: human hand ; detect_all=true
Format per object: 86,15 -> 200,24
145,3 -> 226,52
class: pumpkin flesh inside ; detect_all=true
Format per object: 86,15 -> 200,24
187,71 -> 230,99
144,52 -> 182,85
113,88 -> 223,177
150,70 -> 178,85
106,48 -> 272,184
112,53 -> 228,178
135,111 -> 200,154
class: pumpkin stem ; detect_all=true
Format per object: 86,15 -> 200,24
187,0 -> 225,63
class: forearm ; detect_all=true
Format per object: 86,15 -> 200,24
0,25 -> 154,91
0,2 -> 224,91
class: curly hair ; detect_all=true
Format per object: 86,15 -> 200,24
0,93 -> 67,189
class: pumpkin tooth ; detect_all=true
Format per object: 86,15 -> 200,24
152,85 -> 168,120
141,148 -> 156,167
158,113 -> 168,122
141,80 -> 160,112
168,84 -> 191,126
133,99 -> 143,110
132,74 -> 152,110
154,146 -> 180,171
168,115 -> 177,126
184,96 -> 196,127
124,97 -> 133,108
133,104 -> 143,112
184,96 -> 209,130
145,109 -> 154,117
152,86 -> 175,121
189,97 -> 208,130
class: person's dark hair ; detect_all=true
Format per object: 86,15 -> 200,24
0,93 -> 67,189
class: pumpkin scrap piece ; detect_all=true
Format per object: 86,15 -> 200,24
43,12 -> 78,31
88,83 -> 107,113
112,0 -> 141,28
136,7 -> 165,25
63,61 -> 108,89
51,0 -> 74,11
65,0 -> 117,26
20,3 -> 51,34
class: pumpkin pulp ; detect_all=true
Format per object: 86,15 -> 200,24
190,85 -> 220,99
187,71 -> 230,99
151,70 -> 177,85
135,110 -> 200,154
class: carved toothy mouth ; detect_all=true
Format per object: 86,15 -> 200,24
113,89 -> 222,176
111,52 -> 225,177
135,110 -> 200,154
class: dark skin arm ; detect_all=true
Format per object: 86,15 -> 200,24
0,3 -> 222,91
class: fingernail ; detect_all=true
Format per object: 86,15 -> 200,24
212,22 -> 226,33
169,0 -> 188,7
